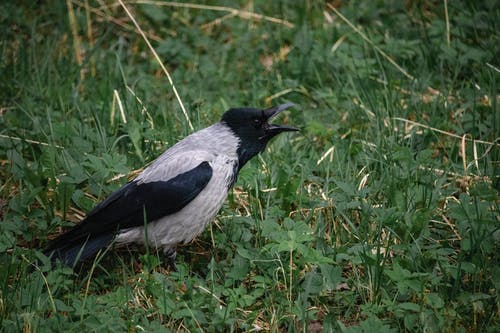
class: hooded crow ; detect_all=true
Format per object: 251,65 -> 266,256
43,103 -> 298,268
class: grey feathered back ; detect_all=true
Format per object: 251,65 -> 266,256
137,123 -> 240,183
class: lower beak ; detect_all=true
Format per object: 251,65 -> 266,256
267,124 -> 299,134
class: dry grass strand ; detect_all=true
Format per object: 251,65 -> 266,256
118,0 -> 194,131
131,0 -> 295,28
394,117 -> 500,147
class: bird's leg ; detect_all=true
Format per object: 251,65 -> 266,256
163,247 -> 177,271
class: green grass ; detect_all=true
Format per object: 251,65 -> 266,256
1,1 -> 499,332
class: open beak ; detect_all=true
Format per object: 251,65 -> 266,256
263,103 -> 299,135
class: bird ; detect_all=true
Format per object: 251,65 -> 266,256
43,103 -> 298,269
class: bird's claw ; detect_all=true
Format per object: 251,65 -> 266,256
163,248 -> 177,271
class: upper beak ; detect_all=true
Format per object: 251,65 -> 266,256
263,103 -> 299,133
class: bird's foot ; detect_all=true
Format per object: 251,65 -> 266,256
163,248 -> 177,272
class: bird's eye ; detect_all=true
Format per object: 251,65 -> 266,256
253,118 -> 262,127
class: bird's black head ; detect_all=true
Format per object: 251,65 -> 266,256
221,103 -> 298,169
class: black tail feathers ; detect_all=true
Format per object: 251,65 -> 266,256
43,233 -> 115,268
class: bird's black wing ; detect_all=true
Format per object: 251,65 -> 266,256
45,161 -> 213,251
